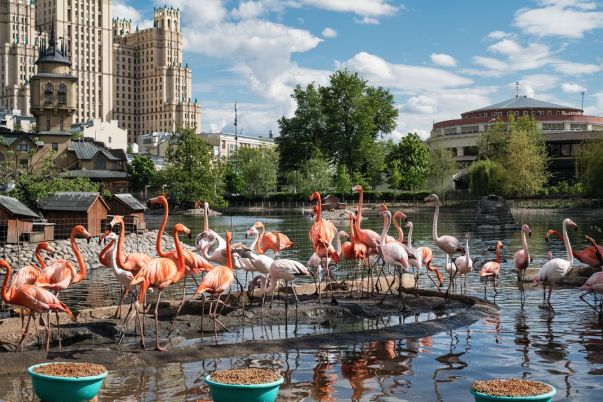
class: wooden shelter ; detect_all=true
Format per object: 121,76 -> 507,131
322,194 -> 347,211
38,192 -> 109,238
107,193 -> 147,233
0,196 -> 41,243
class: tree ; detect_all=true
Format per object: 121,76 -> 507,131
577,135 -> 603,196
334,164 -> 352,194
284,154 -> 333,194
428,146 -> 458,195
155,128 -> 226,207
227,147 -> 278,197
476,118 -> 510,159
468,159 -> 506,196
386,133 -> 431,190
128,155 -> 156,193
277,70 -> 398,182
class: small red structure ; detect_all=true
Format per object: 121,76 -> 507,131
0,195 -> 41,243
107,193 -> 147,233
38,192 -> 110,238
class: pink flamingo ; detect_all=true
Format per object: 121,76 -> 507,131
252,221 -> 293,257
377,207 -> 409,305
480,241 -> 503,297
580,271 -> 603,319
109,216 -> 153,275
309,192 -> 339,301
2,259 -> 75,352
10,242 -> 55,293
392,211 -> 408,243
514,224 -> 532,292
129,223 -> 190,351
351,185 -> 382,251
405,221 -> 443,289
533,218 -> 577,313
546,229 -> 602,267
423,194 -> 464,299
193,231 -> 235,340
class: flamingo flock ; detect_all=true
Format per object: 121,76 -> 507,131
2,188 -> 603,354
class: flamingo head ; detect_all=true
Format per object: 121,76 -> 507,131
496,241 -> 504,250
203,201 -> 209,210
105,231 -> 119,242
544,229 -> 556,242
246,226 -> 259,238
226,231 -> 232,244
404,221 -> 413,230
174,223 -> 191,238
423,194 -> 438,204
73,225 -> 92,243
377,204 -> 388,216
465,232 -> 471,240
309,191 -> 321,202
38,242 -> 55,255
352,184 -> 363,193
393,210 -> 408,222
339,230 -> 349,241
109,215 -> 124,229
149,195 -> 167,207
521,224 -> 532,237
564,218 -> 578,232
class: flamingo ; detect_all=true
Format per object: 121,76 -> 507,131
585,236 -> 603,265
2,259 -> 75,352
193,231 -> 235,340
252,221 -> 293,257
514,224 -> 532,290
351,185 -> 382,251
377,207 -> 409,305
110,216 -> 153,274
533,218 -> 578,313
480,241 -> 503,297
101,231 -> 135,319
9,242 -> 55,293
579,271 -> 603,319
446,233 -> 473,293
545,229 -> 602,267
129,223 -> 190,351
423,193 -> 464,299
309,191 -> 339,302
405,221 -> 443,289
392,211 -> 408,243
231,225 -> 275,276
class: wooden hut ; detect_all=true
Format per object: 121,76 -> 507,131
0,196 -> 40,243
322,194 -> 347,211
107,193 -> 147,233
38,192 -> 109,239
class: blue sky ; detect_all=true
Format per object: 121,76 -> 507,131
113,0 -> 603,140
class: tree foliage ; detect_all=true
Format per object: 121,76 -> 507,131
468,159 -> 506,196
333,164 -> 352,194
277,70 -> 398,185
128,155 -> 156,193
284,154 -> 333,194
386,133 -> 431,190
428,146 -> 458,194
226,147 -> 278,197
155,128 -> 226,207
577,135 -> 603,197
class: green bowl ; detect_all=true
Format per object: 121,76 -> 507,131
205,374 -> 284,402
27,362 -> 108,402
471,385 -> 556,402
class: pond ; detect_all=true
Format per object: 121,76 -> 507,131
1,206 -> 602,401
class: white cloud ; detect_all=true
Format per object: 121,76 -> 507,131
514,0 -> 603,38
468,39 -> 553,76
299,0 -> 400,19
584,91 -> 603,115
112,0 -> 153,29
160,0 -> 227,26
553,61 -> 602,75
561,82 -> 587,93
486,31 -> 512,40
321,27 -> 337,38
513,74 -> 560,97
202,101 -> 283,136
430,53 -> 457,67
231,1 -> 266,19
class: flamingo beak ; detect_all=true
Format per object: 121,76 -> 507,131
188,232 -> 192,240
87,236 -> 91,244
528,230 -> 532,237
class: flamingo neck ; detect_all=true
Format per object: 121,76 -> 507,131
315,198 -> 322,222
465,238 -> 470,260
110,239 -> 119,272
1,262 -> 11,302
248,231 -> 259,251
173,228 -> 186,274
393,215 -> 404,243
336,231 -> 345,254
380,211 -> 391,245
562,221 -> 573,265
35,246 -> 46,269
495,244 -> 501,264
406,222 -> 413,246
432,197 -> 440,243
255,226 -> 265,254
204,204 -> 209,232
356,189 -> 364,221
116,220 -> 128,270
521,231 -> 529,263
156,200 -> 170,258
71,230 -> 86,283
199,238 -> 212,260
225,237 -> 233,270
349,215 -> 356,248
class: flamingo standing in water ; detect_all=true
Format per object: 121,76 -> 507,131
579,271 -> 603,319
446,233 -> 473,293
2,259 -> 75,352
514,224 -> 532,305
376,207 -> 409,306
405,221 -> 443,289
252,221 -> 293,257
309,192 -> 339,301
480,241 -> 503,298
193,231 -> 235,340
351,185 -> 382,251
423,194 -> 464,300
533,218 -> 577,314
129,223 -> 190,351
545,229 -> 602,267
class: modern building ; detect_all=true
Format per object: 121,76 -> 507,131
112,7 -> 201,145
0,0 -> 44,115
0,108 -> 35,132
427,96 -> 603,181
200,132 -> 275,159
72,118 -> 128,152
137,130 -> 171,156
35,0 -> 113,123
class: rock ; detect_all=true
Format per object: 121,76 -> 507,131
473,195 -> 519,231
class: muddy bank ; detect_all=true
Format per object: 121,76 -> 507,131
0,287 -> 496,375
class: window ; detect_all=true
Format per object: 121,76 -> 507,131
44,82 -> 53,102
16,140 -> 30,151
570,123 -> 586,131
444,127 -> 457,135
93,153 -> 106,169
52,143 -> 58,151
461,126 -> 479,134
19,159 -> 28,168
542,123 -> 564,131
58,83 -> 67,104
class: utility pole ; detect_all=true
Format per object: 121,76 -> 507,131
515,81 -> 519,98
234,102 -> 238,154
581,91 -> 585,111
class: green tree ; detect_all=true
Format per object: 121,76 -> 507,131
428,146 -> 458,195
386,133 -> 431,190
577,135 -> 603,196
156,127 -> 226,207
502,126 -> 549,196
227,147 -> 278,197
468,159 -> 506,196
284,154 -> 333,194
128,155 -> 156,193
334,164 -> 352,194
476,118 -> 510,159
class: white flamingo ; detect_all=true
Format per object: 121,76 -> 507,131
532,218 -> 577,313
105,231 -> 136,319
376,208 -> 409,305
446,232 -> 473,293
424,194 -> 464,299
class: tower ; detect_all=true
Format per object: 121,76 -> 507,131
30,24 -> 77,133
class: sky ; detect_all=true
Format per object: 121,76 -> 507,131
113,0 -> 603,140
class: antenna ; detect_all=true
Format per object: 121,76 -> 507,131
234,102 -> 238,154
515,81 -> 519,98
581,91 -> 585,111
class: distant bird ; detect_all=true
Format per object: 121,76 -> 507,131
480,240 -> 503,297
533,218 -> 577,313
2,259 -> 75,352
0,180 -> 15,193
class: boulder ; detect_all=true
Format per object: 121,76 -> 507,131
473,195 -> 519,231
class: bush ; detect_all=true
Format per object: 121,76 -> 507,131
468,159 -> 505,196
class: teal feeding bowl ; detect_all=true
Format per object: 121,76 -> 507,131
471,385 -> 556,402
205,374 -> 284,402
27,362 -> 108,402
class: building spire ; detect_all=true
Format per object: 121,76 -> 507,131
515,81 -> 519,98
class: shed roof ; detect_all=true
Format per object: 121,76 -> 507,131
38,192 -> 109,212
0,196 -> 39,219
60,170 -> 128,180
112,193 -> 146,211
69,141 -> 121,161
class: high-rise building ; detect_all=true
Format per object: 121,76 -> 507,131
113,6 -> 201,144
36,0 -> 113,123
0,0 -> 42,115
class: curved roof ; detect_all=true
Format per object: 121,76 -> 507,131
36,24 -> 71,66
465,96 -> 580,114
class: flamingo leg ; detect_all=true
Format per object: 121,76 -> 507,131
40,313 -> 51,353
138,298 -> 146,349
17,314 -> 33,351
168,279 -> 189,336
154,291 -> 166,351
114,286 -> 129,319
547,284 -> 555,314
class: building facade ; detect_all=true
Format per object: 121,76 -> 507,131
0,0 -> 42,115
35,0 -> 113,123
113,6 -> 200,145
73,118 -> 128,152
200,132 -> 275,159
427,96 -> 603,181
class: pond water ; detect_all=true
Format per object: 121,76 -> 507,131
1,207 -> 603,401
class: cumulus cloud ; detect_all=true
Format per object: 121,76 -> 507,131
584,91 -> 603,115
112,0 -> 153,28
430,53 -> 457,67
513,74 -> 560,97
514,0 -> 603,38
231,1 -> 266,19
553,61 -> 602,75
160,0 -> 227,26
467,39 -> 553,76
299,0 -> 400,20
486,31 -> 513,40
561,82 -> 587,93
321,27 -> 337,38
